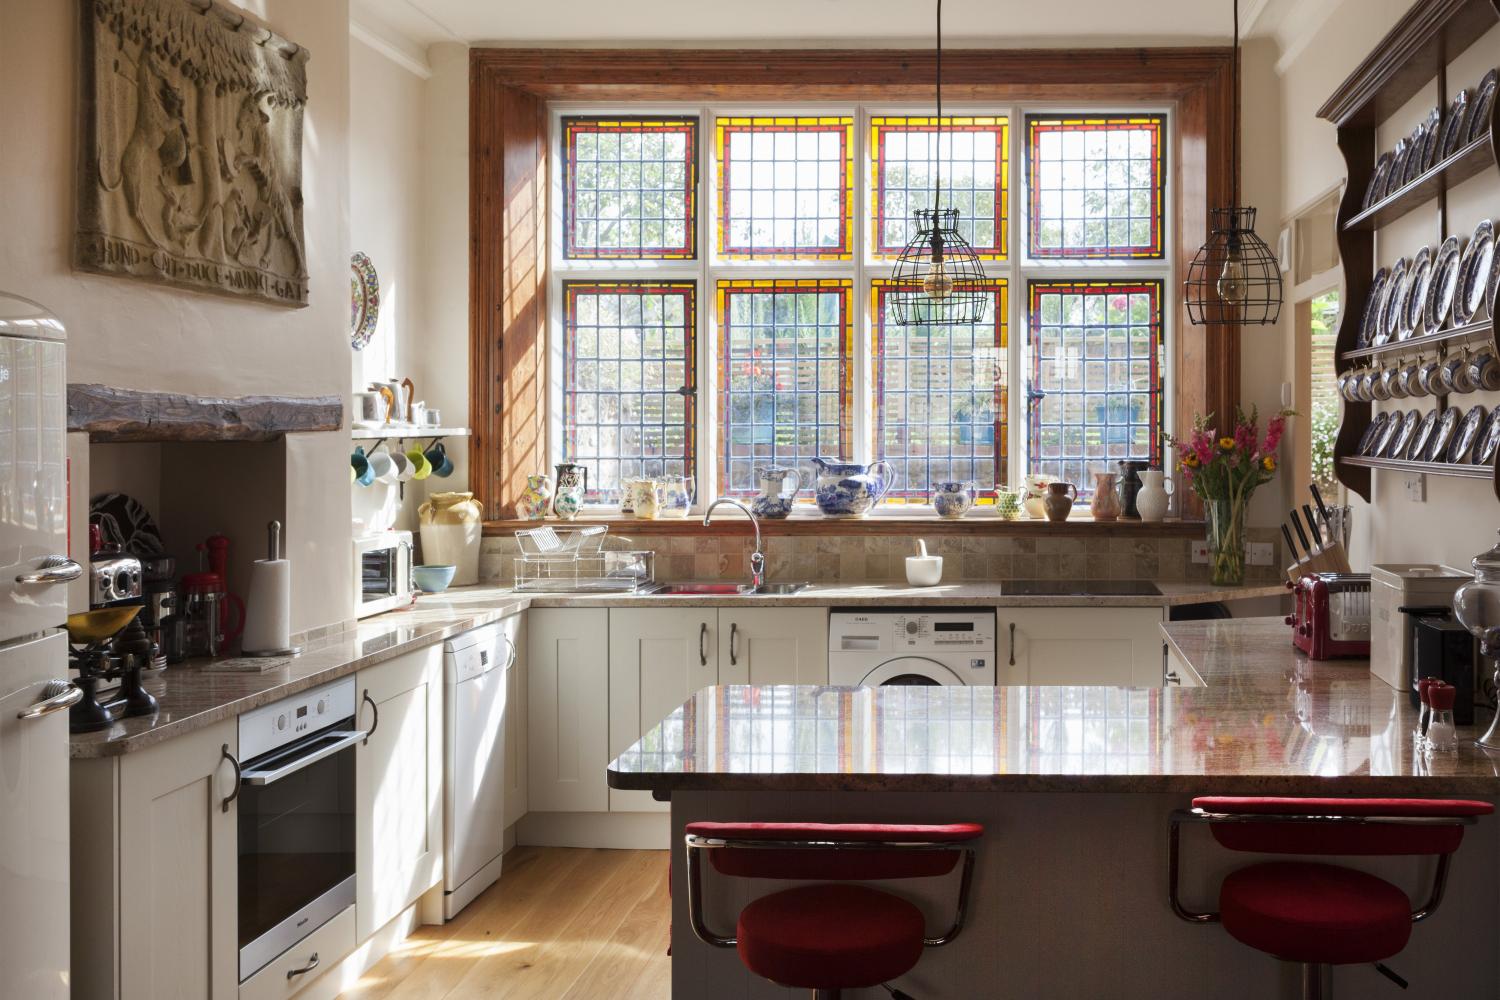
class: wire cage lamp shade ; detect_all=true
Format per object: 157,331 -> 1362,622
890,208 -> 991,326
1184,207 -> 1283,327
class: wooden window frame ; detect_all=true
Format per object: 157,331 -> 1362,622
470,47 -> 1238,519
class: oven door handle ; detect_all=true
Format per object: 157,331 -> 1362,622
240,730 -> 367,786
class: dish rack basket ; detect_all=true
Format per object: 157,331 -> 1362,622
511,525 -> 655,592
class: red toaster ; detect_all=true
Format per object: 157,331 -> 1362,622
1286,572 -> 1372,660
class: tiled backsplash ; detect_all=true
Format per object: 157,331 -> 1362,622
480,529 -> 1283,586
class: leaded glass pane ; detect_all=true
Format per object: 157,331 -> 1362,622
563,282 -> 696,502
563,118 -> 697,259
872,279 -> 1008,500
717,279 -> 853,495
1027,281 -> 1162,496
870,116 -> 1008,260
1026,114 -> 1166,259
715,117 -> 854,260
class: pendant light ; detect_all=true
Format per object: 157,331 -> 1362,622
1184,0 -> 1283,327
891,0 -> 988,327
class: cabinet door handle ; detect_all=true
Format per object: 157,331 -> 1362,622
1008,622 -> 1016,667
699,622 -> 708,666
1165,670 -> 1182,686
285,953 -> 320,980
362,689 -> 379,746
729,622 -> 739,666
15,558 -> 84,586
17,679 -> 81,720
220,744 -> 241,814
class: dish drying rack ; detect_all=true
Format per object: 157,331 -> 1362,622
512,525 -> 655,592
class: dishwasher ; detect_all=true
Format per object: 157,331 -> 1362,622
442,618 -> 516,918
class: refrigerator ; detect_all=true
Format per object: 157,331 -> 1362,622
0,291 -> 79,1000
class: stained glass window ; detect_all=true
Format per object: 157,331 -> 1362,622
717,278 -> 853,495
562,281 -> 696,501
872,279 -> 1008,500
715,116 -> 854,260
1026,114 -> 1165,259
562,117 -> 697,259
1027,280 -> 1162,495
870,116 -> 1008,260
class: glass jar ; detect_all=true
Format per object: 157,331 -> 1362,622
1454,531 -> 1500,749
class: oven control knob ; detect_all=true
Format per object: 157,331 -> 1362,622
275,713 -> 287,732
316,698 -> 327,715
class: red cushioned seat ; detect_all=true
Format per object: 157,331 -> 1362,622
736,883 -> 926,989
1191,797 -> 1492,856
1219,861 -> 1412,965
687,822 -> 984,880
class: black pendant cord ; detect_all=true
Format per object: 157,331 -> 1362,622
933,0 -> 943,214
1231,0 -> 1240,210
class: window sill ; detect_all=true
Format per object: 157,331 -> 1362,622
483,513 -> 1205,537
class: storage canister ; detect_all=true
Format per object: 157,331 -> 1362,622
418,492 -> 484,587
1370,564 -> 1471,692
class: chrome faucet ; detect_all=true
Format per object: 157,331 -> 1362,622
703,497 -> 765,590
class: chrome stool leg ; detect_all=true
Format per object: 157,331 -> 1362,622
1302,962 -> 1328,1000
813,991 -> 841,1000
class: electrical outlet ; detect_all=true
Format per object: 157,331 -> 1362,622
1191,541 -> 1209,563
1405,473 -> 1426,502
1247,541 -> 1274,565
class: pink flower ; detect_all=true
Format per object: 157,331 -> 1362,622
1234,422 -> 1256,454
1263,414 -> 1285,454
1191,430 -> 1214,467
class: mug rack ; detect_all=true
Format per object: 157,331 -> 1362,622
350,427 -> 469,500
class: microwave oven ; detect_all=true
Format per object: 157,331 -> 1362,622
355,530 -> 414,618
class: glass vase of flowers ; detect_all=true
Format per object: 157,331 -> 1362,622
1170,407 -> 1288,587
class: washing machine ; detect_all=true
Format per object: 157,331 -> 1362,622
828,609 -> 997,686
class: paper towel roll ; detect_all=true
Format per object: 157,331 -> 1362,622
242,558 -> 292,653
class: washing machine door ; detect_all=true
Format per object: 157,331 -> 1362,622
861,656 -> 966,687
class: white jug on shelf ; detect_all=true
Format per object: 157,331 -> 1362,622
1135,470 -> 1173,522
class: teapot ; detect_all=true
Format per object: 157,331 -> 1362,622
811,458 -> 895,518
750,465 -> 806,519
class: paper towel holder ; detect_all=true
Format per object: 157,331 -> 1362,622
241,519 -> 304,659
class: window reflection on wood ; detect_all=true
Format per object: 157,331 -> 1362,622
870,116 -> 1008,260
1026,114 -> 1165,259
562,117 -> 698,259
715,117 -> 854,260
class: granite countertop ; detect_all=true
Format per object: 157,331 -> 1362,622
608,617 -> 1500,796
67,580 -> 1281,757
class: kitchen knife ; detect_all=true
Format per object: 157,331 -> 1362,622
1289,511 -> 1311,554
1289,509 -> 1325,576
1309,484 -> 1351,573
1300,504 -> 1335,575
1282,522 -> 1306,585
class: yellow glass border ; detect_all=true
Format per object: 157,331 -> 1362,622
714,116 -> 856,261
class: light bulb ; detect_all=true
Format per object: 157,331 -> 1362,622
923,259 -> 954,300
1217,248 -> 1248,304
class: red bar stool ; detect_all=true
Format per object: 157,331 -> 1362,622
684,821 -> 983,1000
1169,796 -> 1493,999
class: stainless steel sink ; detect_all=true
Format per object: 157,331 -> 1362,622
751,582 -> 811,595
648,581 -> 811,596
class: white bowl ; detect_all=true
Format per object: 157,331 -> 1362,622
905,555 -> 943,587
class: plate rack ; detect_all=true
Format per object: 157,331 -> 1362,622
1319,0 -> 1500,501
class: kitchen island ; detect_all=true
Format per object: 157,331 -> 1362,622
608,618 -> 1500,999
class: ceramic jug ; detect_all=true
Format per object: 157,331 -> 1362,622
1090,473 -> 1121,521
1023,474 -> 1052,519
1136,470 -> 1173,522
932,481 -> 975,520
1117,460 -> 1149,519
750,465 -> 805,519
657,476 -> 694,518
552,463 -> 589,521
629,479 -> 664,520
418,491 -> 483,586
812,458 -> 895,518
517,474 -> 553,521
1043,482 -> 1078,522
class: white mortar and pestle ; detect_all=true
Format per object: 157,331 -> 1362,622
905,539 -> 943,587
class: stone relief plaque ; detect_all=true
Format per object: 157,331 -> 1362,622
75,0 -> 311,307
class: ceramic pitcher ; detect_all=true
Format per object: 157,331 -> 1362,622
932,481 -> 976,520
1135,470 -> 1173,522
1117,460 -> 1149,519
517,474 -> 553,521
1043,482 -> 1078,521
657,476 -> 694,518
552,463 -> 589,521
1023,474 -> 1052,519
812,458 -> 895,518
750,465 -> 805,519
629,479 -> 664,520
1090,472 -> 1121,521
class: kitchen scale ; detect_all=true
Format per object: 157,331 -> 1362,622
65,606 -> 159,732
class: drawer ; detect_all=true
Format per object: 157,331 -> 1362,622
240,905 -> 356,1000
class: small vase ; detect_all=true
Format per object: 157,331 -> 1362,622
1043,482 -> 1077,521
1090,473 -> 1121,521
1207,496 -> 1247,586
517,475 -> 553,521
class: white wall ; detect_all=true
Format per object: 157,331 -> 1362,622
0,0 -> 354,631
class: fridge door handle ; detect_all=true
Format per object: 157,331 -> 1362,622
15,557 -> 84,586
16,679 -> 82,720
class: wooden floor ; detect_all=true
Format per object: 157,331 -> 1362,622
340,847 -> 671,1000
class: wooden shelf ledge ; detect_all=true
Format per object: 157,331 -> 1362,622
1341,318 -> 1495,364
68,383 -> 343,443
1339,454 -> 1493,479
1343,135 -> 1495,233
483,515 -> 1208,538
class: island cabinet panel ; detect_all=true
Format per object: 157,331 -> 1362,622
609,608 -> 719,812
355,645 -> 443,943
527,608 -> 610,813
503,612 -> 529,830
717,608 -> 829,686
998,607 -> 1167,687
116,718 -> 238,1000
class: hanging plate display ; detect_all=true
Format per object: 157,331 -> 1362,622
1469,69 -> 1497,146
1429,406 -> 1462,462
1449,405 -> 1487,464
1389,408 -> 1421,460
1400,246 -> 1433,340
1377,256 -> 1410,345
1385,138 -> 1411,201
1409,409 -> 1440,462
1401,121 -> 1431,187
90,493 -> 166,558
1488,232 -> 1500,321
1360,267 -> 1389,348
1359,411 -> 1390,456
1439,89 -> 1471,160
1475,408 -> 1500,466
1426,236 -> 1464,334
1365,152 -> 1394,208
1374,410 -> 1404,458
1454,220 -> 1494,326
1419,106 -> 1444,174
350,251 -> 381,351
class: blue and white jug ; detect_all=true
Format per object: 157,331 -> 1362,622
932,481 -> 975,520
750,465 -> 806,519
812,458 -> 895,518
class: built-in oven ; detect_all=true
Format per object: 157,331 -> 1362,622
236,677 -> 364,982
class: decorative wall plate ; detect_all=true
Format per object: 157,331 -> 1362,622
1389,408 -> 1421,459
1475,408 -> 1500,466
1360,267 -> 1389,347
1488,233 -> 1500,321
1385,138 -> 1411,201
1365,152 -> 1394,208
1439,89 -> 1471,160
1374,409 -> 1405,457
1419,106 -> 1444,173
1402,122 -> 1430,187
1376,256 -> 1409,345
1429,406 -> 1461,462
1469,69 -> 1497,145
350,251 -> 381,351
90,493 -> 165,558
1449,404 -> 1487,464
1359,411 -> 1390,456
1409,409 -> 1440,462
1426,236 -> 1463,334
1400,246 -> 1433,340
1454,220 -> 1494,325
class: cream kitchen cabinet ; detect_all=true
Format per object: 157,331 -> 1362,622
528,607 -> 610,813
608,607 -> 719,812
998,607 -> 1168,687
71,717 -> 239,1000
503,611 -> 529,830
717,607 -> 828,686
355,644 -> 443,943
